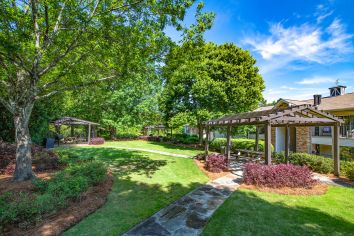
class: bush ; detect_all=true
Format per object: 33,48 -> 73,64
205,154 -> 228,173
0,161 -> 108,228
243,163 -> 316,188
194,152 -> 207,160
114,133 -> 138,140
89,137 -> 105,145
209,138 -> 274,153
346,165 -> 354,181
172,134 -> 199,144
289,153 -> 333,174
274,152 -> 354,180
32,151 -> 60,171
66,161 -> 107,185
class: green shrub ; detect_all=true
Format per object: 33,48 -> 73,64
172,134 -> 199,144
275,152 -> 354,179
209,138 -> 274,152
66,161 -> 107,185
0,161 -> 108,228
290,153 -> 333,174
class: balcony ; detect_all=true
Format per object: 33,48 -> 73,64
311,125 -> 354,147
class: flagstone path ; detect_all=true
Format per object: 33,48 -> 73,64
123,173 -> 242,236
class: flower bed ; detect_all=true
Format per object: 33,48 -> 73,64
243,163 -> 316,188
89,137 -> 105,145
205,153 -> 228,173
274,152 -> 354,181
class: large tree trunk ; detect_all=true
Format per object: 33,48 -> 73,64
13,103 -> 35,181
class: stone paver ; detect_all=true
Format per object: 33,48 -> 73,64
123,173 -> 241,236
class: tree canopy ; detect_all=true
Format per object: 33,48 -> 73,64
160,42 -> 265,141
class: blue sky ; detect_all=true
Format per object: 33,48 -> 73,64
165,0 -> 354,102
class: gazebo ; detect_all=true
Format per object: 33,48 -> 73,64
143,124 -> 166,136
52,117 -> 100,144
204,105 -> 344,176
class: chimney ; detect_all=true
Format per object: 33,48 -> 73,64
313,94 -> 322,106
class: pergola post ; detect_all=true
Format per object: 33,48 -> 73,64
255,126 -> 259,151
205,125 -> 210,156
226,125 -> 232,160
333,123 -> 340,176
87,124 -> 91,145
285,125 -> 289,164
264,123 -> 272,165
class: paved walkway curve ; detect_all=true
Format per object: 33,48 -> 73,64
104,146 -> 192,158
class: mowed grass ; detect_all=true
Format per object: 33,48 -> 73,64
59,146 -> 208,235
202,187 -> 354,236
103,140 -> 202,157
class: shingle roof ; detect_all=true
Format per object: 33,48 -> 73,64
255,92 -> 354,112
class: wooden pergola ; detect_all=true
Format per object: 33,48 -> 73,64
53,117 -> 100,144
204,105 -> 344,176
143,124 -> 166,136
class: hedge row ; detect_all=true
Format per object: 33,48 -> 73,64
209,138 -> 274,152
274,152 -> 354,180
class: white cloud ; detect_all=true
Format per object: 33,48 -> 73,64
243,17 -> 353,66
296,76 -> 336,85
315,4 -> 333,23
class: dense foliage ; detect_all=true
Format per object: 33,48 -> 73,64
0,161 -> 107,228
243,163 -> 316,188
205,153 -> 228,173
209,138 -> 273,152
160,42 -> 265,142
274,152 -> 354,180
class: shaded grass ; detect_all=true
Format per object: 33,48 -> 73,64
59,147 -> 208,235
103,140 -> 201,157
202,187 -> 354,236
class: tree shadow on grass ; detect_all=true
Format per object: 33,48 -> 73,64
202,189 -> 354,236
63,167 -> 205,236
57,147 -> 170,178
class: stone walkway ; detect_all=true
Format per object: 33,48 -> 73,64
123,173 -> 241,236
313,173 -> 354,188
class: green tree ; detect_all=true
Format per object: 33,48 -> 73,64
0,0 -> 200,181
161,42 -> 265,143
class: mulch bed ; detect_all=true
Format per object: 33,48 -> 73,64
239,183 -> 328,196
194,159 -> 229,180
2,172 -> 113,236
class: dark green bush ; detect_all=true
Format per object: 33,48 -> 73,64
289,153 -> 333,174
209,138 -> 274,152
172,134 -> 199,144
0,161 -> 107,228
66,161 -> 107,185
274,152 -> 354,179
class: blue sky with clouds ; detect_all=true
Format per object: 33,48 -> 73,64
165,0 -> 354,102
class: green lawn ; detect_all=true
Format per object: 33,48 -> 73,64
59,146 -> 208,235
202,187 -> 354,236
103,140 -> 202,157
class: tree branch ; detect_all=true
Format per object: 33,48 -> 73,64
0,97 -> 15,114
40,51 -> 92,90
40,0 -> 102,76
109,0 -> 144,12
35,75 -> 116,100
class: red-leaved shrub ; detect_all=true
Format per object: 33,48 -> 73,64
243,163 -> 316,188
205,154 -> 228,173
89,137 -> 105,145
